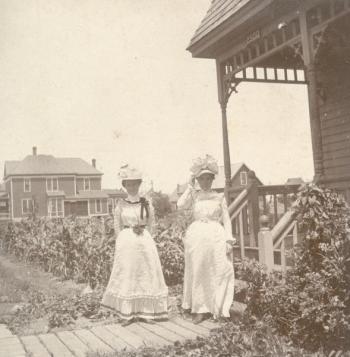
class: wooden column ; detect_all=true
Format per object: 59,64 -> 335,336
221,102 -> 232,191
216,60 -> 232,200
299,7 -> 324,183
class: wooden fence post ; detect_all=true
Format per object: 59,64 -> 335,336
248,171 -> 259,247
258,215 -> 274,273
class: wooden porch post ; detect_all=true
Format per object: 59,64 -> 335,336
299,7 -> 324,183
216,60 -> 232,200
221,102 -> 232,190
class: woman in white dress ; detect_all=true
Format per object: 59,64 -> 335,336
177,155 -> 235,324
102,165 -> 168,326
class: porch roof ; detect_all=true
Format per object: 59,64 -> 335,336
66,190 -> 109,200
46,191 -> 65,197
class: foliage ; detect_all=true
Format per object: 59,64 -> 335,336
3,286 -> 121,333
153,211 -> 190,286
238,184 -> 350,353
150,191 -> 172,219
0,212 -> 188,288
0,216 -> 116,289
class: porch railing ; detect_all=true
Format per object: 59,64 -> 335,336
228,171 -> 301,271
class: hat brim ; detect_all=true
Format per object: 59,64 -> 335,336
121,177 -> 142,181
195,169 -> 216,178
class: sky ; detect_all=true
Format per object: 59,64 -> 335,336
0,0 -> 314,193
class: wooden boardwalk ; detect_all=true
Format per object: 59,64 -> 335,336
0,316 -> 223,357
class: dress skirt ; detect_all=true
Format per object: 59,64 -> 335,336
102,228 -> 168,320
182,220 -> 234,317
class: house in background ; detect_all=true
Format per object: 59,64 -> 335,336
0,183 -> 10,220
170,162 -> 262,209
2,147 -> 124,219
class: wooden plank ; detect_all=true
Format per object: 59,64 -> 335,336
105,323 -> 144,349
21,335 -> 52,357
73,329 -> 114,354
138,322 -> 184,343
91,325 -> 129,350
0,324 -> 13,339
126,323 -> 169,347
0,336 -> 26,357
39,334 -> 75,357
171,317 -> 210,336
198,320 -> 220,330
157,320 -> 199,340
56,331 -> 90,357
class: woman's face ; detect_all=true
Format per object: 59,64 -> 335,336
197,173 -> 215,191
123,180 -> 142,196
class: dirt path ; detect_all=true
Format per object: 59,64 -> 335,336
0,250 -> 85,299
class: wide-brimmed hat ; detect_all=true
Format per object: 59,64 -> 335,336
190,155 -> 219,178
118,164 -> 142,181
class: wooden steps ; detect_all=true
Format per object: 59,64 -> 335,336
0,317 -> 222,357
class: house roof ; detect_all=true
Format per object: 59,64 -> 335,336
187,0 -> 253,49
285,177 -> 305,185
4,155 -> 102,178
212,162 -> 245,190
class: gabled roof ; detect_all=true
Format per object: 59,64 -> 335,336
188,0 -> 253,50
4,155 -> 102,178
212,162 -> 245,190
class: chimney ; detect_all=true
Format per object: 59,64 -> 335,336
32,146 -> 37,156
92,158 -> 96,168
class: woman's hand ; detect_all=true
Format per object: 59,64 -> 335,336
188,175 -> 196,188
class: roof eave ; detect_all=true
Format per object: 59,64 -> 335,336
187,0 -> 273,59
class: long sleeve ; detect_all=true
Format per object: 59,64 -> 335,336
177,185 -> 195,210
147,201 -> 156,235
221,195 -> 236,243
113,201 -> 122,237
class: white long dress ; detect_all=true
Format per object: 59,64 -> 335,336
178,186 -> 235,318
102,195 -> 168,320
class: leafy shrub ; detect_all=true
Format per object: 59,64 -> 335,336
0,212 -> 187,288
239,184 -> 350,353
153,211 -> 189,286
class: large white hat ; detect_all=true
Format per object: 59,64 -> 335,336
190,154 -> 219,178
118,164 -> 142,181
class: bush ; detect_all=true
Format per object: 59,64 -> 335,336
153,211 -> 190,286
239,184 -> 350,353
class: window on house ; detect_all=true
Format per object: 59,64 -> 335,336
0,201 -> 7,208
22,199 -> 33,214
95,199 -> 102,213
107,198 -> 113,214
46,178 -> 59,192
240,171 -> 248,185
83,178 -> 90,191
48,198 -> 63,218
24,178 -> 31,192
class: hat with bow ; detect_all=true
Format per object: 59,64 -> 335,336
190,155 -> 219,178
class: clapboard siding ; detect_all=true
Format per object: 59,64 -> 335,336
319,62 -> 350,187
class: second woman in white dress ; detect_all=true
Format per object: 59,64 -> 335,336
177,155 -> 235,324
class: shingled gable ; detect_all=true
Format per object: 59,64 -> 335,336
4,155 -> 102,178
187,0 -> 272,58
